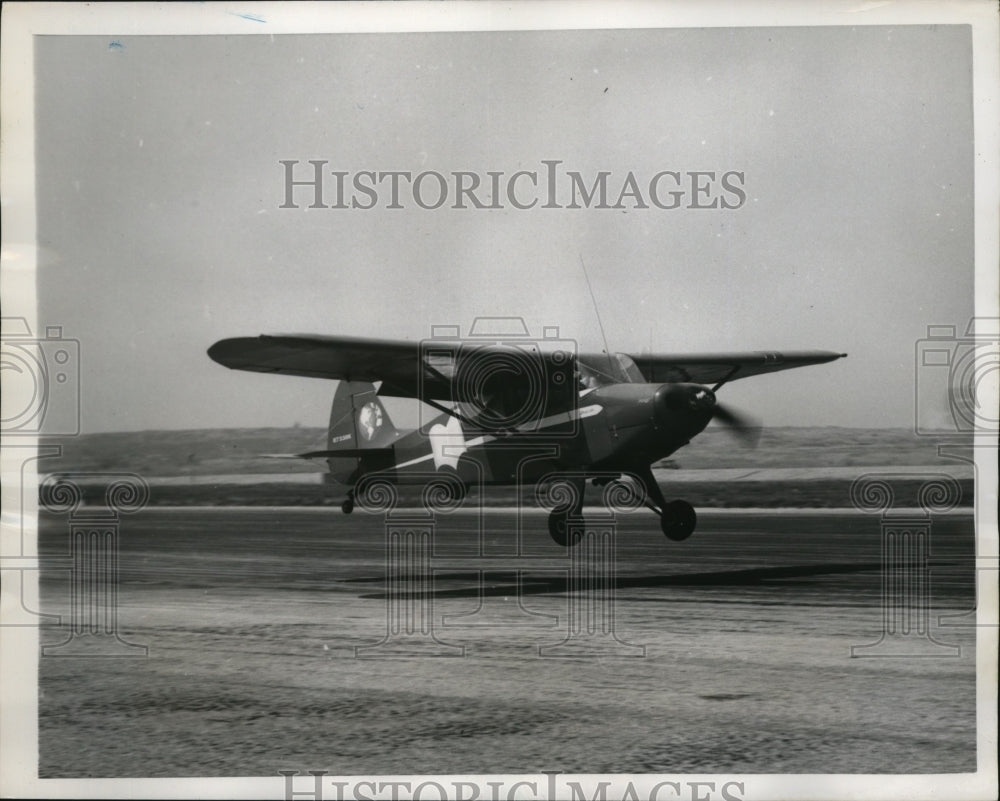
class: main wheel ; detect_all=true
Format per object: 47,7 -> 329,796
548,510 -> 582,547
341,498 -> 355,515
660,500 -> 696,541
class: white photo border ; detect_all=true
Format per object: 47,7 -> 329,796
1,2 -> 997,799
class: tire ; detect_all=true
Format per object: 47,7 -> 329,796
548,510 -> 582,546
660,500 -> 696,541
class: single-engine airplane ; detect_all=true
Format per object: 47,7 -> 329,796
208,323 -> 845,545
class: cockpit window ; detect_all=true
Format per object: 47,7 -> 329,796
614,353 -> 645,383
576,353 -> 645,387
576,360 -> 606,389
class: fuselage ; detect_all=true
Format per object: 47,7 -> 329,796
348,381 -> 716,487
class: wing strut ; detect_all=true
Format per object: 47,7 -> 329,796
420,362 -> 489,432
421,394 -> 497,435
711,365 -> 741,393
390,362 -> 514,436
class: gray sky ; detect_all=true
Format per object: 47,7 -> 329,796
34,26 -> 973,432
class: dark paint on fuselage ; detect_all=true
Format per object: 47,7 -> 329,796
346,382 -> 714,487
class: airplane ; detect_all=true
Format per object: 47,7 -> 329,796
208,323 -> 846,545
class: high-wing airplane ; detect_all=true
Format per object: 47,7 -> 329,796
208,324 -> 845,545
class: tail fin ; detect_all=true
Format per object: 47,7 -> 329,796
325,381 -> 399,485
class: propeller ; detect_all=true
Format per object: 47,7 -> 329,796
656,383 -> 762,448
711,403 -> 762,448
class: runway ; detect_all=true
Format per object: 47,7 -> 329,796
36,507 -> 977,777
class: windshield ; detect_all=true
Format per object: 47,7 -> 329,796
576,353 -> 645,387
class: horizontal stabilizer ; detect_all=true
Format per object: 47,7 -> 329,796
296,448 -> 396,460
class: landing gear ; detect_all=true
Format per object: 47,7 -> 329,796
341,490 -> 355,515
634,467 -> 698,542
548,510 -> 582,547
660,499 -> 696,542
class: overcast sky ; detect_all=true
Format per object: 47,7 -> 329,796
33,25 -> 973,433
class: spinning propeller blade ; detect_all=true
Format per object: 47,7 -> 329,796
712,403 -> 762,448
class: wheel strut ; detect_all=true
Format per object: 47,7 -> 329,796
632,467 -> 698,541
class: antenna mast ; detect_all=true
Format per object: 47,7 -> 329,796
580,255 -> 615,376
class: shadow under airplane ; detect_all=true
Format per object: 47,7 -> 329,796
350,561 -> 905,601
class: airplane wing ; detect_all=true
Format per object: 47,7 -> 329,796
626,350 -> 847,386
208,334 -> 434,396
208,334 -> 577,415
209,336 -> 844,413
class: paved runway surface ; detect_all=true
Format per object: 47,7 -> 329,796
37,507 -> 977,777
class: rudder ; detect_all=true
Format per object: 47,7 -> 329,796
326,381 -> 398,485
